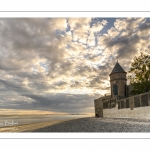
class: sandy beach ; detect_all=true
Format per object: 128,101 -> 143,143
0,120 -> 66,132
1,117 -> 150,132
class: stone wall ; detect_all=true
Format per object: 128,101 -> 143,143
94,95 -> 116,117
94,98 -> 103,117
103,91 -> 150,119
117,91 -> 150,110
103,105 -> 150,119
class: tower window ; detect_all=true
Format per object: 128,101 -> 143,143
113,85 -> 118,95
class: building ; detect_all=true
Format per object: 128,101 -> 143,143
110,61 -> 128,100
94,61 -> 150,118
94,61 -> 130,117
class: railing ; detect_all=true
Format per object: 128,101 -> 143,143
95,91 -> 150,118
103,98 -> 116,109
117,91 -> 150,110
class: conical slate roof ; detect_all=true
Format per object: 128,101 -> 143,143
110,61 -> 126,75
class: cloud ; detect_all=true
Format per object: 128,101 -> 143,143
99,18 -> 149,60
67,18 -> 91,31
137,19 -> 150,36
0,18 -> 149,114
22,93 -> 99,114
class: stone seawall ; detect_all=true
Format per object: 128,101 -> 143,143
95,91 -> 150,119
103,105 -> 150,119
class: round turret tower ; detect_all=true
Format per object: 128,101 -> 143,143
109,61 -> 127,100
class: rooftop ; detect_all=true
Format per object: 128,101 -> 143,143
110,61 -> 126,75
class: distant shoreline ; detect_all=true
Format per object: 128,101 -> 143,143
0,117 -> 85,132
0,119 -> 67,132
0,114 -> 89,117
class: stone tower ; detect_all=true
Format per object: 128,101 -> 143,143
109,61 -> 127,100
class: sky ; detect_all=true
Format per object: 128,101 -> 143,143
0,18 -> 150,115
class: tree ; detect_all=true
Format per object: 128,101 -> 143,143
128,52 -> 150,95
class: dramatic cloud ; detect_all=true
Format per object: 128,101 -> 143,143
0,18 -> 149,114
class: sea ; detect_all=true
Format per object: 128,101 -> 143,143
0,114 -> 91,127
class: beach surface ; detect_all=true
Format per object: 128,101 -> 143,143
1,117 -> 150,132
0,120 -> 65,132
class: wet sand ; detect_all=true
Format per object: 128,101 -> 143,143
0,120 -> 66,132
1,117 -> 150,132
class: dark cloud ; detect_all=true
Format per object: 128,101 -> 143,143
0,79 -> 33,96
139,19 -> 150,31
22,93 -> 99,113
